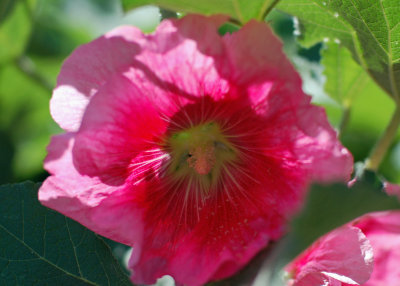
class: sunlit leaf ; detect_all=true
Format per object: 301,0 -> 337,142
0,182 -> 132,286
277,1 -> 356,51
323,69 -> 395,161
322,41 -> 369,107
328,0 -> 400,101
122,0 -> 280,23
278,0 -> 400,100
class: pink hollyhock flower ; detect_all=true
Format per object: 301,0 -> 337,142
284,226 -> 374,285
39,15 -> 352,286
352,211 -> 400,286
285,211 -> 400,286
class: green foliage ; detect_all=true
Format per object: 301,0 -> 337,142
0,61 -> 60,182
321,44 -> 397,168
0,182 -> 132,286
122,0 -> 280,23
0,0 -> 93,182
289,181 -> 400,255
329,0 -> 400,101
322,42 -> 369,107
0,0 -> 16,24
277,1 -> 356,50
320,41 -> 397,150
381,139 -> 400,184
0,0 -> 31,63
339,81 -> 395,161
278,0 -> 400,101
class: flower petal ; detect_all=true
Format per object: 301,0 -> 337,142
129,215 -> 272,286
223,21 -> 353,182
41,15 -> 355,286
72,74 -> 169,182
294,104 -> 353,182
51,26 -> 144,131
39,134 -> 145,246
383,181 -> 400,200
285,226 -> 373,286
124,14 -> 230,103
223,20 -> 302,89
351,211 -> 400,286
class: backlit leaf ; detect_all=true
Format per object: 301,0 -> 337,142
278,0 -> 400,101
322,41 -> 369,107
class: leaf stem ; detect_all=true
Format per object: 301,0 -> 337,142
228,17 -> 242,26
260,0 -> 281,20
338,106 -> 351,138
15,56 -> 53,93
21,0 -> 34,23
159,8 -> 177,20
365,104 -> 400,171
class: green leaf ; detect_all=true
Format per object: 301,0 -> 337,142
0,0 -> 16,24
318,42 -> 396,138
277,1 -> 357,51
122,0 -> 280,23
278,0 -> 400,101
380,138 -> 400,184
0,182 -> 132,286
328,0 -> 400,101
0,1 -> 32,63
319,42 -> 396,161
322,42 -> 369,107
0,61 -> 60,180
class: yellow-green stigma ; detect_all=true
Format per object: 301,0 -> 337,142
167,122 -> 237,185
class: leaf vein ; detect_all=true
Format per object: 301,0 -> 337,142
0,223 -> 99,286
66,218 -> 83,278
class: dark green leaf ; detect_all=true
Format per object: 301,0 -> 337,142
0,182 -> 132,286
0,130 -> 14,184
122,0 -> 280,23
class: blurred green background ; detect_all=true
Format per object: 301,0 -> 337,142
0,0 -> 399,185
0,0 -> 161,183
